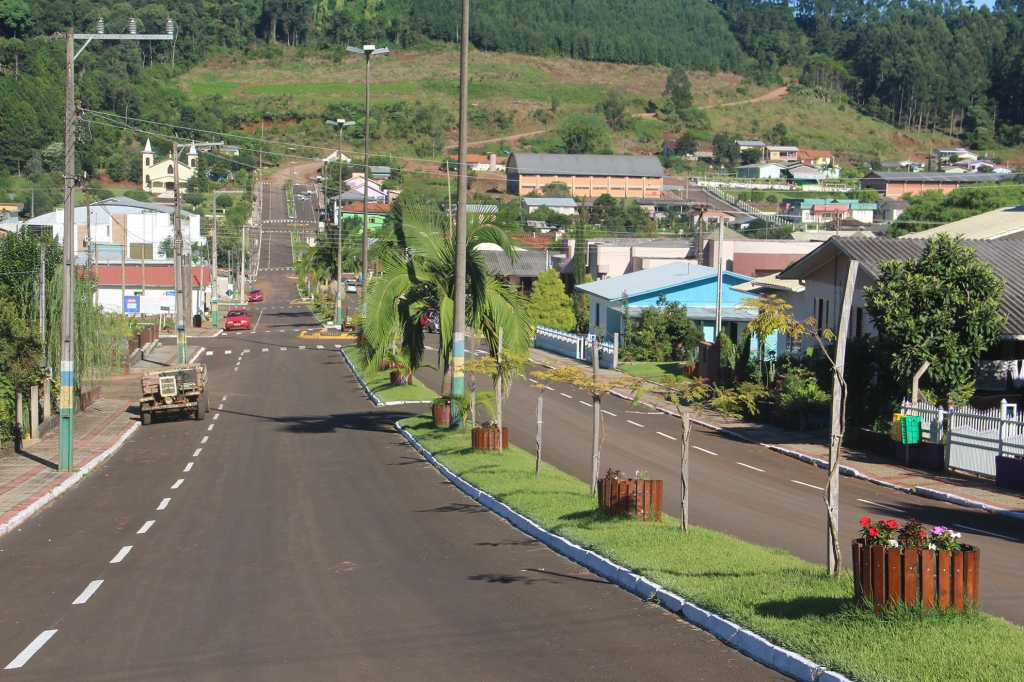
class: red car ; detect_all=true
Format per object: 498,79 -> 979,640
248,290 -> 264,302
225,309 -> 251,331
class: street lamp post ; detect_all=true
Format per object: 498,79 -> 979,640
59,18 -> 172,472
452,0 -> 470,397
346,44 -> 389,299
327,118 -> 355,327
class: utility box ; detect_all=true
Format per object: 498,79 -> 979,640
891,413 -> 905,441
900,415 -> 922,445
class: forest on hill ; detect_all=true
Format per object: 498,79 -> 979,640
0,0 -> 1023,197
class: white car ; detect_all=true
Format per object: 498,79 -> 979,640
346,284 -> 357,294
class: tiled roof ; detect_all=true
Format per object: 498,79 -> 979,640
341,202 -> 390,214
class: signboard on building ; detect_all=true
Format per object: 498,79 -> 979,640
123,295 -> 141,314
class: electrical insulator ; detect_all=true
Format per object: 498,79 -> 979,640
96,17 -> 105,34
128,17 -> 137,35
166,18 -> 174,37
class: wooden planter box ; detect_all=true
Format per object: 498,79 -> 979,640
432,403 -> 450,428
996,455 -> 1024,491
906,441 -> 946,470
472,426 -> 508,451
390,370 -> 411,386
597,479 -> 663,521
852,539 -> 980,613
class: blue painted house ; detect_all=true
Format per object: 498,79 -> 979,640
575,261 -> 756,344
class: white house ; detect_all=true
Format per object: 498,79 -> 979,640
521,197 -> 580,215
142,139 -> 198,195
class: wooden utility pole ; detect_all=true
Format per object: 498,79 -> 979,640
536,388 -> 544,475
826,259 -> 859,576
173,141 -> 187,363
681,412 -> 692,532
591,338 -> 600,494
39,243 -> 49,420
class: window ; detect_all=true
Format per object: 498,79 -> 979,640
129,243 -> 154,260
814,297 -> 830,332
145,174 -> 150,184
167,165 -> 173,174
145,158 -> 150,167
190,158 -> 196,168
854,306 -> 865,337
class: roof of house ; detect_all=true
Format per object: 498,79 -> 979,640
24,197 -> 195,226
900,205 -> 1024,241
521,197 -> 579,208
797,149 -> 833,159
480,249 -> 551,278
341,202 -> 390,214
767,146 -> 800,152
779,237 -> 1024,336
862,172 -> 1014,183
731,272 -> 806,294
96,264 -> 209,287
878,197 -> 910,209
507,153 -> 664,179
576,261 -> 750,301
736,140 -> 766,147
738,162 -> 786,170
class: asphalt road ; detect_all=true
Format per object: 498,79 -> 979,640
0,203 -> 784,679
413,336 -> 1024,625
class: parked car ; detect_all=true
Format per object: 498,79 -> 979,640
346,283 -> 357,294
248,290 -> 264,302
225,309 -> 251,331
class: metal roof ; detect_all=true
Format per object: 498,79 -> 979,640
480,249 -> 550,278
862,172 -> 1015,183
24,197 -> 195,226
901,206 -> 1024,241
507,153 -> 664,179
576,261 -> 750,301
779,237 -> 1024,336
521,197 -> 579,208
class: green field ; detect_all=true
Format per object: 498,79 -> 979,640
400,414 -> 1024,682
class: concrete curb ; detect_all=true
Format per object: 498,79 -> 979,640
0,420 -> 140,541
606,390 -> 1024,523
394,421 -> 853,682
341,348 -> 438,408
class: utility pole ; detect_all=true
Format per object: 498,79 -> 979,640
714,218 -> 724,338
327,118 -> 354,326
39,244 -> 49,420
346,44 -> 388,300
452,0 -> 470,397
173,141 -> 187,363
240,224 -> 247,302
211,201 -> 219,327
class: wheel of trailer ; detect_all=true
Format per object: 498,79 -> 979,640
195,398 -> 206,421
141,410 -> 152,426
203,394 -> 210,413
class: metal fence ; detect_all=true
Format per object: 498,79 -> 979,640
533,325 -> 616,369
900,399 -> 1024,477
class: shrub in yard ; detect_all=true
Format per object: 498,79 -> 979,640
773,368 -> 829,430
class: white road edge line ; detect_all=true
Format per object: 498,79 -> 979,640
657,431 -> 677,440
157,498 -> 170,511
184,462 -> 193,472
110,546 -> 132,563
792,479 -> 825,491
137,520 -> 155,534
5,630 -> 58,669
736,462 -> 765,472
856,498 -> 907,514
693,446 -> 719,456
953,524 -> 1019,542
171,479 -> 184,489
72,580 -> 103,605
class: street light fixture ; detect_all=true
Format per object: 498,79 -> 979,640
326,118 -> 355,327
57,18 -> 172,471
346,44 -> 389,297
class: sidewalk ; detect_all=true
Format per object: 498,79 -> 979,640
529,348 -> 1024,517
0,343 -> 202,538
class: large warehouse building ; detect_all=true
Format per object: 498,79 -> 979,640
506,153 -> 664,198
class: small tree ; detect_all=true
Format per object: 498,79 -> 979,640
864,234 -> 1006,405
665,65 -> 693,112
556,113 -> 614,155
527,268 -> 576,332
465,341 -> 527,451
736,294 -> 802,387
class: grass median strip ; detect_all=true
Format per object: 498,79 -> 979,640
400,414 -> 1024,682
342,347 -> 436,403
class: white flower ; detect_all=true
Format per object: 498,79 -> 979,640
888,539 -> 899,548
953,532 -> 962,539
928,544 -> 937,550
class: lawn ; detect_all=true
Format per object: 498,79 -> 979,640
618,361 -> 690,384
343,348 -> 435,404
400,415 -> 1024,682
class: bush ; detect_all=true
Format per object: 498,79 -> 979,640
773,369 -> 829,430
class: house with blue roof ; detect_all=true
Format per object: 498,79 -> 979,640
575,261 -> 758,345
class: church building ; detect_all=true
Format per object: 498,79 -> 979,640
142,139 -> 198,195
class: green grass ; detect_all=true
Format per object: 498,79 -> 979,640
400,414 -> 1024,682
618,362 -> 690,383
344,348 -> 436,403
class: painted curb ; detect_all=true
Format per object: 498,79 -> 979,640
0,420 -> 140,541
605,390 -> 1024,523
393,421 -> 853,682
340,348 -> 440,408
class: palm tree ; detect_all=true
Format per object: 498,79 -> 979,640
359,205 -> 533,392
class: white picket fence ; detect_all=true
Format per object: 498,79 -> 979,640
900,399 -> 1024,477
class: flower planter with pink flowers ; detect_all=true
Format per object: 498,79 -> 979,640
853,518 -> 980,614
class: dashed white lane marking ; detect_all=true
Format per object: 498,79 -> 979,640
225,350 -> 232,355
316,345 -> 324,349
579,400 -> 590,407
5,630 -> 58,669
72,580 -> 104,605
657,431 -> 677,440
694,446 -> 719,456
192,448 -> 202,457
137,520 -> 155,534
221,396 -> 227,401
602,410 -> 617,416
626,420 -> 645,428
280,347 -> 287,351
528,378 -> 537,383
110,546 -> 132,563
171,479 -> 184,489
545,386 -> 554,391
299,345 -> 306,350
856,498 -> 907,514
952,524 -> 1019,542
207,424 -> 214,431
425,345 -> 436,350
792,479 -> 825,490
736,462 -> 765,472
200,436 -> 208,443
213,413 -> 220,420
218,404 -> 224,410
263,348 -> 269,352
184,462 -> 194,472
233,367 -> 238,371
157,498 -> 171,510
560,393 -> 573,399
206,351 -> 213,356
